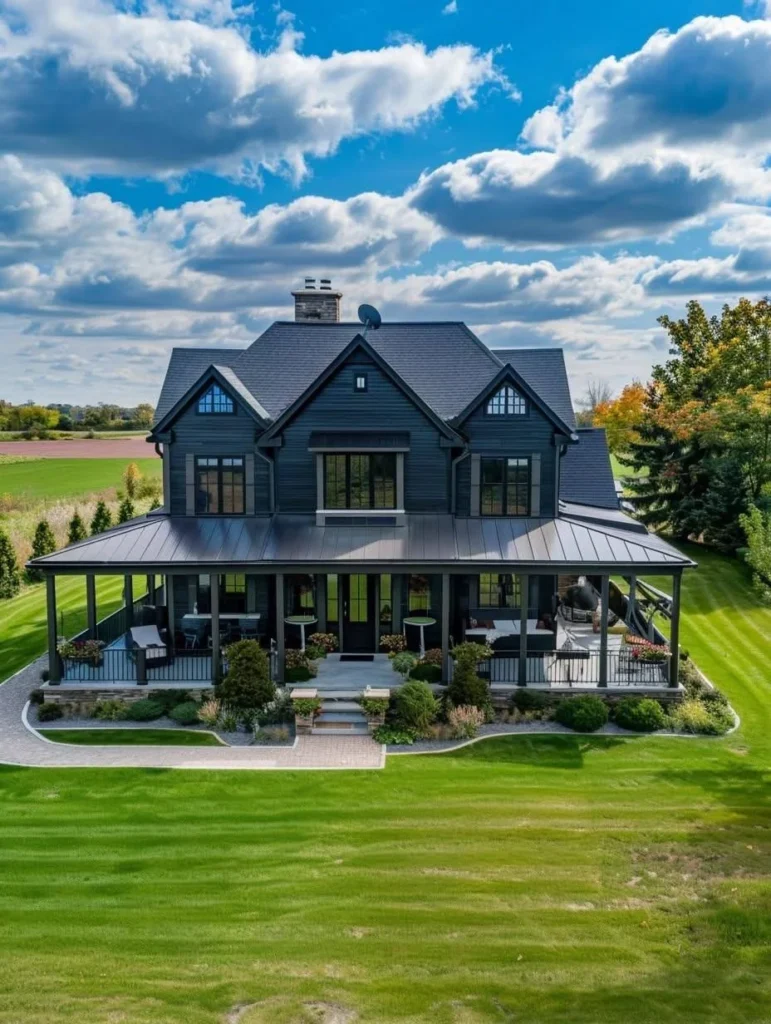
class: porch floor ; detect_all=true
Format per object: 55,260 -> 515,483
314,654 -> 396,691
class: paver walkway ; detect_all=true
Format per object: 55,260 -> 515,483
0,658 -> 384,770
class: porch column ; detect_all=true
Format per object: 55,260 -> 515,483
210,572 -> 221,680
275,573 -> 285,680
146,574 -> 155,603
518,573 -> 528,686
124,575 -> 134,629
165,574 -> 175,652
627,574 -> 637,625
316,574 -> 327,633
441,573 -> 450,682
599,575 -> 609,687
46,575 -> 60,684
86,574 -> 97,640
391,575 -> 403,633
669,572 -> 681,689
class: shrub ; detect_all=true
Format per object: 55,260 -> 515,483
67,513 -> 88,545
257,689 -> 294,726
240,708 -> 259,732
126,699 -> 164,721
308,632 -> 338,653
169,701 -> 200,726
197,699 -> 221,727
671,699 -> 733,735
292,697 -> 322,719
123,462 -> 142,499
37,702 -> 63,722
700,688 -> 729,709
447,704 -> 485,740
285,666 -> 314,683
373,725 -> 415,745
92,698 -> 129,721
257,725 -> 291,744
0,528 -> 20,599
150,689 -> 193,713
380,633 -> 407,655
218,640 -> 275,711
117,497 -> 136,523
392,651 -> 418,678
220,710 -> 239,732
26,520 -> 56,582
90,501 -> 112,535
29,689 -> 45,706
613,697 -> 667,732
448,642 -> 493,711
510,689 -> 549,713
285,649 -> 317,675
421,648 -> 444,667
409,662 -> 442,683
359,696 -> 390,718
395,680 -> 439,735
304,643 -> 327,661
555,696 -> 608,733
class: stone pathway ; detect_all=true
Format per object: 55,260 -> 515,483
0,658 -> 384,771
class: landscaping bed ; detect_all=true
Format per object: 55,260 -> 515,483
38,728 -> 223,746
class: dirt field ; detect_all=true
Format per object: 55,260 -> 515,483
0,438 -> 155,458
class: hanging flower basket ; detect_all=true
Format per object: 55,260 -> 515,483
57,638 -> 105,667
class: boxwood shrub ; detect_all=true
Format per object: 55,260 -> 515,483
555,695 -> 608,732
169,701 -> 201,726
37,702 -> 63,722
510,689 -> 549,713
613,696 -> 667,732
126,698 -> 164,722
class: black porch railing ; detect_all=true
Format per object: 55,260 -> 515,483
470,650 -> 670,688
60,646 -> 214,685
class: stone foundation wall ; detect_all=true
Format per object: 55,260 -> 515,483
42,685 -> 208,707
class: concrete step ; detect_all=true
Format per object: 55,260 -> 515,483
312,723 -> 370,736
314,689 -> 366,699
320,700 -> 362,712
317,710 -> 367,723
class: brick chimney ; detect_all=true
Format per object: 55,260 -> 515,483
292,277 -> 342,322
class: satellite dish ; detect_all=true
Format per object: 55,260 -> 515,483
358,303 -> 382,331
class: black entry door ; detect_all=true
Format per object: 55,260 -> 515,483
342,575 -> 376,652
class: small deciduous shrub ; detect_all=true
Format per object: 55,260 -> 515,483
220,710 -> 239,732
555,695 -> 608,732
380,633 -> 407,655
150,689 -> 193,713
307,632 -> 338,653
256,725 -> 291,744
29,689 -> 45,706
304,644 -> 327,662
421,648 -> 444,667
447,704 -> 485,740
391,651 -> 418,678
258,689 -> 294,726
37,702 -> 63,722
510,689 -> 549,713
92,698 -> 129,721
409,662 -> 442,683
126,698 -> 164,722
395,680 -> 439,736
373,725 -> 415,745
292,697 -> 322,719
197,699 -> 221,727
670,699 -> 733,735
359,697 -> 390,718
613,697 -> 667,732
169,701 -> 200,726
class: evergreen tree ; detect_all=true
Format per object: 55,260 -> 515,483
118,497 -> 136,523
90,501 -> 112,535
217,640 -> 275,712
148,497 -> 161,511
0,529 -> 21,599
68,512 -> 88,545
26,519 -> 56,583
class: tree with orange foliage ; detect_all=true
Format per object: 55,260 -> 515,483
593,382 -> 646,453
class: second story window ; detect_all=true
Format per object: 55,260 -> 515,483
196,457 -> 244,514
481,457 -> 530,516
198,384 -> 234,414
486,385 -> 526,416
324,453 -> 396,509
354,372 -> 368,392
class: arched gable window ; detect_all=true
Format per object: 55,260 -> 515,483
486,384 -> 526,416
198,383 -> 234,414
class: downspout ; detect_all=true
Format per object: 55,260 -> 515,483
255,447 -> 276,514
450,446 -> 470,515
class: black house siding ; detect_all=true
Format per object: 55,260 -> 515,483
167,395 -> 271,515
274,352 -> 451,513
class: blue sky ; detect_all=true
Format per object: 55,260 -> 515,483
1,0 -> 770,406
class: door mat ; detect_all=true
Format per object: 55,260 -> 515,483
339,654 -> 375,662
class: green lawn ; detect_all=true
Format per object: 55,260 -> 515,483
0,575 -> 142,682
610,453 -> 648,481
0,457 -> 160,503
39,729 -> 222,747
0,545 -> 769,1023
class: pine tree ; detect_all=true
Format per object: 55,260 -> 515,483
26,519 -> 56,583
148,497 -> 161,511
118,497 -> 135,523
0,529 -> 21,600
68,512 -> 88,545
90,501 -> 112,535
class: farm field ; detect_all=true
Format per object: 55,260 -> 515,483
0,457 -> 160,503
0,543 -> 769,1023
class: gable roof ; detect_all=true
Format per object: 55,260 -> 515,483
560,428 -> 619,509
491,348 -> 576,428
452,363 -> 578,438
152,363 -> 269,435
258,334 -> 463,445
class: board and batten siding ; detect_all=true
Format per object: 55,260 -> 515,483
455,400 -> 558,517
274,352 -> 451,514
167,394 -> 271,515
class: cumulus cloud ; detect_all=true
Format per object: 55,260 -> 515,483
0,0 -> 503,180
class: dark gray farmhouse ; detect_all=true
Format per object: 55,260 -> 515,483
30,282 -> 693,695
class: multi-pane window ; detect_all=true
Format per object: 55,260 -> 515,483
197,384 -> 234,414
408,575 -> 431,613
486,385 -> 526,416
480,457 -> 530,516
221,574 -> 246,613
196,457 -> 244,514
324,453 -> 397,509
327,574 -> 339,623
286,574 -> 315,615
354,373 -> 368,392
348,575 -> 368,623
379,574 -> 392,629
479,573 -> 521,608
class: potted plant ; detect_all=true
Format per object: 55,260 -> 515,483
57,638 -> 105,668
292,695 -> 322,735
359,695 -> 390,732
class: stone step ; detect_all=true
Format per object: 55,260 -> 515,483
312,724 -> 370,736
320,700 -> 362,712
317,710 -> 367,723
313,689 -> 366,699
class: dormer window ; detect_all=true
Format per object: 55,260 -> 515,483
198,384 -> 234,414
487,384 -> 526,416
354,372 -> 368,392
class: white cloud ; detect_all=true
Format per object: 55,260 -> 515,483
0,0 -> 504,181
442,1 -> 458,14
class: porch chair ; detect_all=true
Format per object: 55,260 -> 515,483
238,618 -> 260,641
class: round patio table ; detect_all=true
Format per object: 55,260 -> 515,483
402,616 -> 436,658
285,615 -> 317,652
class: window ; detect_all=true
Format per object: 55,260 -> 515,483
479,573 -> 520,608
354,372 -> 368,392
408,574 -> 431,613
481,457 -> 530,516
198,383 -> 234,414
286,574 -> 316,615
324,453 -> 397,509
196,457 -> 245,514
327,574 -> 339,623
221,574 -> 246,614
379,574 -> 392,629
486,385 -> 526,416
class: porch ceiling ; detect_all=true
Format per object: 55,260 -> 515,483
28,512 -> 695,574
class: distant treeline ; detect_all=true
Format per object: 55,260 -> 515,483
0,401 -> 155,435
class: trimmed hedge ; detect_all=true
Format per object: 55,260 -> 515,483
169,701 -> 201,726
126,699 -> 164,722
510,689 -> 550,712
555,696 -> 608,733
613,697 -> 667,733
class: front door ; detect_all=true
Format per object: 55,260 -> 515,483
342,574 -> 376,652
